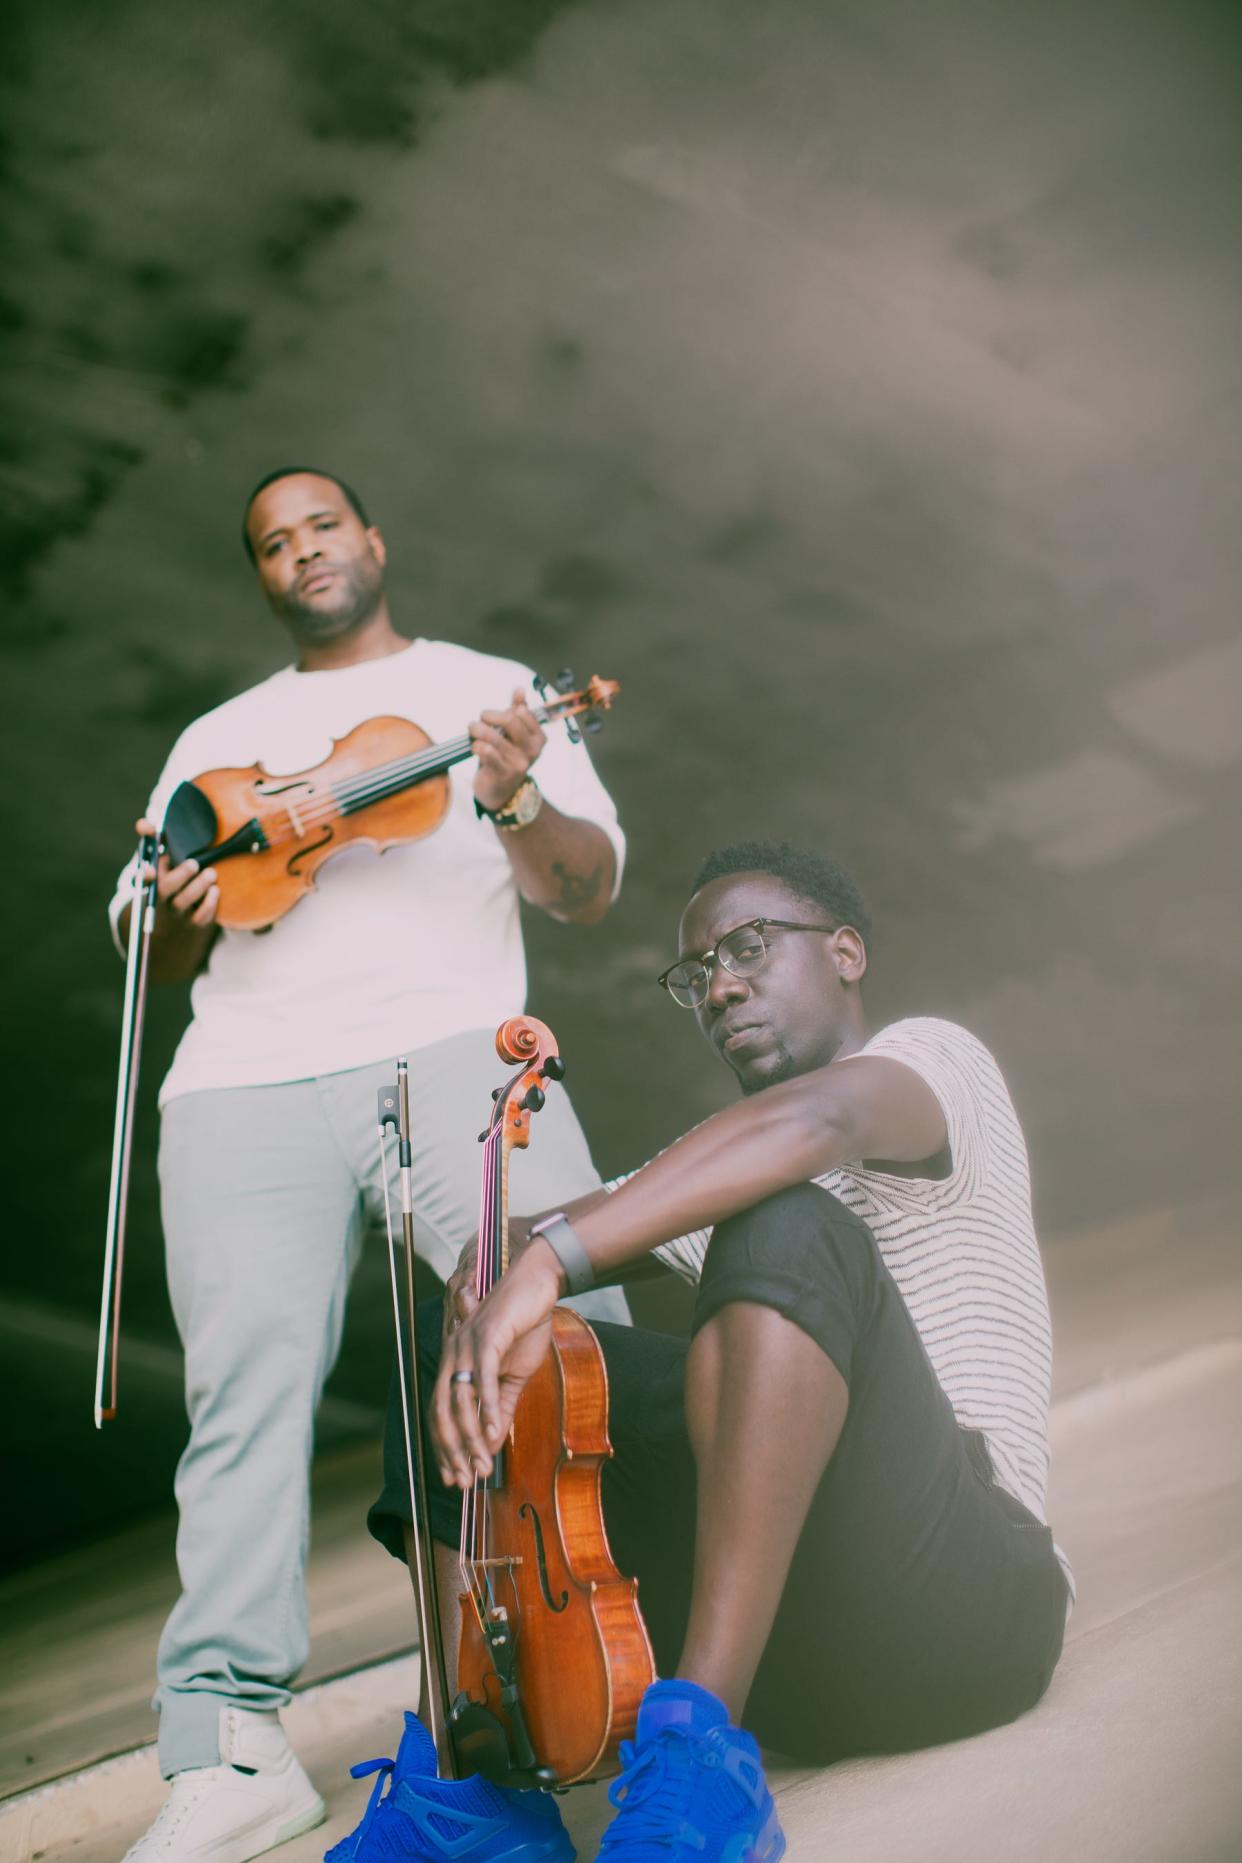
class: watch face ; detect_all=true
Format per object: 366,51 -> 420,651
512,780 -> 542,825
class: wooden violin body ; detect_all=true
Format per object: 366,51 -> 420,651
161,673 -> 620,932
445,1015 -> 655,1789
168,716 -> 447,932
452,1308 -> 655,1785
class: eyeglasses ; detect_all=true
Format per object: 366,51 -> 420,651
657,918 -> 839,1009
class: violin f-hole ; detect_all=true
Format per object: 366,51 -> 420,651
253,777 -> 316,798
518,1502 -> 569,1613
287,825 -> 334,876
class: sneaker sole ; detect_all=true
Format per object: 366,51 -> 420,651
233,1792 -> 326,1863
475,1835 -> 576,1863
721,1810 -> 785,1863
754,1823 -> 786,1863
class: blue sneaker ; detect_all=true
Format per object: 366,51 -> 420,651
325,1712 -> 575,1862
598,1681 -> 785,1863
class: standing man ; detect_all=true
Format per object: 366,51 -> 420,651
113,468 -> 630,1863
359,842 -> 1070,1863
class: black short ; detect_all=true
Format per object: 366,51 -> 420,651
369,1183 -> 1068,1763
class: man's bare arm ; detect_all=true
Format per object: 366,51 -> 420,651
496,806 -> 616,927
547,1056 -> 946,1283
433,1060 -> 948,1481
441,1198 -> 665,1341
470,688 -> 618,926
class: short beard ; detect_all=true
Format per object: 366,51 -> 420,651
271,553 -> 384,642
737,1041 -> 796,1096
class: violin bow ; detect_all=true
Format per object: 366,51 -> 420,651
380,1060 -> 458,1776
94,829 -> 160,1426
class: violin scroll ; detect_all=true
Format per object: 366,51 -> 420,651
495,1015 -> 555,1068
493,1016 -> 564,1153
533,669 -> 620,740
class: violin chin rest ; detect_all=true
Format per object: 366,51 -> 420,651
163,781 -> 219,865
448,1695 -> 557,1791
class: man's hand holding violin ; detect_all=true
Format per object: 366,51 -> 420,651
433,1237 -> 565,1488
119,816 -> 221,983
469,688 -> 546,813
441,1217 -> 540,1342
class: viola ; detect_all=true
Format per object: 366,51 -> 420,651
443,1016 -> 655,1788
160,671 -> 619,931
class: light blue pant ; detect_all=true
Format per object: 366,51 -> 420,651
154,1030 -> 629,1775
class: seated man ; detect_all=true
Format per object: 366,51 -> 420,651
353,840 -> 1071,1863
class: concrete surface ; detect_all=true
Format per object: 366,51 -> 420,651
2,1190 -> 1240,1861
0,1449 -> 413,1804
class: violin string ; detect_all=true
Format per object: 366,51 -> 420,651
331,735 -> 474,812
462,1131 -> 485,1609
481,1123 -> 503,1618
244,709 -> 532,843
461,1127 -> 485,1604
209,695 -> 585,856
277,701 -> 563,830
241,736 -> 474,851
463,1119 -> 502,1613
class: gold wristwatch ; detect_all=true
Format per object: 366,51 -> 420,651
476,777 -> 544,832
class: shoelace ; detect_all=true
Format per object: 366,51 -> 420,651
132,1770 -> 228,1851
322,1755 -> 394,1861
602,1731 -> 716,1849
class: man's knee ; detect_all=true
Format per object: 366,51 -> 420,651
693,1182 -> 880,1345
708,1181 -> 876,1281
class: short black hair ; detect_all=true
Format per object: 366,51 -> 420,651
241,467 -> 370,562
691,840 -> 872,945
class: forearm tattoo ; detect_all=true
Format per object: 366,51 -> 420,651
552,860 -> 605,914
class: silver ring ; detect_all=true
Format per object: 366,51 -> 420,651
451,1370 -> 476,1385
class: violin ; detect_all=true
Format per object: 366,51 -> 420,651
160,671 -> 619,931
441,1015 -> 655,1788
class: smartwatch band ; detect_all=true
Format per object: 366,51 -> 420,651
529,1211 -> 596,1296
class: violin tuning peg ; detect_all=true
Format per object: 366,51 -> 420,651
491,1087 -> 502,1101
477,1129 -> 490,1143
532,671 -> 550,700
542,1055 -> 566,1082
554,667 -> 576,694
523,1086 -> 546,1113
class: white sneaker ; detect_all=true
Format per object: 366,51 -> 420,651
123,1707 -> 326,1862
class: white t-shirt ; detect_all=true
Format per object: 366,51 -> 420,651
641,1016 -> 1072,1593
109,639 -> 625,1105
